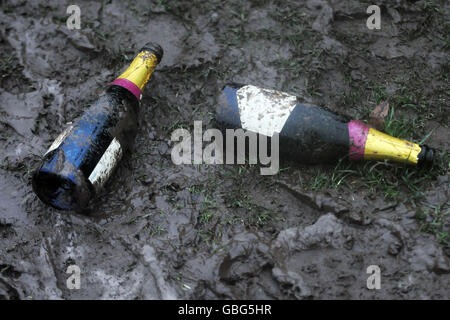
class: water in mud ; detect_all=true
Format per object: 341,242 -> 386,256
0,0 -> 449,299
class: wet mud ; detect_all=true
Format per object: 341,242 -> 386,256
0,0 -> 449,299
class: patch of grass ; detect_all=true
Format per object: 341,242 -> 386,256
222,187 -> 276,229
423,1 -> 445,15
197,195 -> 217,228
198,195 -> 216,224
297,149 -> 449,203
339,79 -> 389,118
0,55 -> 14,79
187,185 -> 205,194
358,163 -> 408,200
392,93 -> 417,109
245,207 -> 271,227
383,107 -> 425,140
150,223 -> 166,237
340,89 -> 364,113
199,211 -> 213,224
270,24 -> 323,85
362,148 -> 448,202
299,160 -> 356,192
368,82 -> 388,105
308,169 -> 329,191
416,204 -> 450,247
196,230 -> 217,247
124,212 -> 154,225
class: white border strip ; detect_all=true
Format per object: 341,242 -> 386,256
236,85 -> 297,137
88,137 -> 123,190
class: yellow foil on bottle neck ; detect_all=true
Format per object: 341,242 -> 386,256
364,128 -> 422,165
116,51 -> 158,91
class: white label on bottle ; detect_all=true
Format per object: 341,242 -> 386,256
236,85 -> 297,137
44,125 -> 74,156
88,137 -> 123,191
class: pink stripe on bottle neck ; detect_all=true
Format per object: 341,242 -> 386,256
109,78 -> 141,101
348,120 -> 369,160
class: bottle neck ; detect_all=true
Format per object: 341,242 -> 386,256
348,120 -> 422,165
109,50 -> 159,101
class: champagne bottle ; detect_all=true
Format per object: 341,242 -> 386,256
32,43 -> 163,211
215,83 -> 434,165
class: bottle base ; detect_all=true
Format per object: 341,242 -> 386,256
32,168 -> 93,211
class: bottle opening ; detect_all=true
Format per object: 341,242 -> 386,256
417,145 -> 434,166
140,42 -> 164,63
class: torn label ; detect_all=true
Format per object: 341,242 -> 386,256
44,125 -> 74,156
236,85 -> 297,137
88,137 -> 123,190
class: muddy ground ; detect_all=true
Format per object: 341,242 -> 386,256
0,0 -> 449,299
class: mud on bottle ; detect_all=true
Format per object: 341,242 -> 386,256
215,83 -> 434,166
32,43 -> 163,212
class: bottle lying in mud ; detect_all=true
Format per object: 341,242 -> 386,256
32,43 -> 163,211
216,83 -> 434,166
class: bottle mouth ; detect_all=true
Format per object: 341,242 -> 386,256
417,145 -> 434,166
32,169 -> 92,211
140,42 -> 164,63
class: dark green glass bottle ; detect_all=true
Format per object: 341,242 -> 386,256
216,83 -> 433,165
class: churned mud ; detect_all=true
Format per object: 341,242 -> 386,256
0,0 -> 449,299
